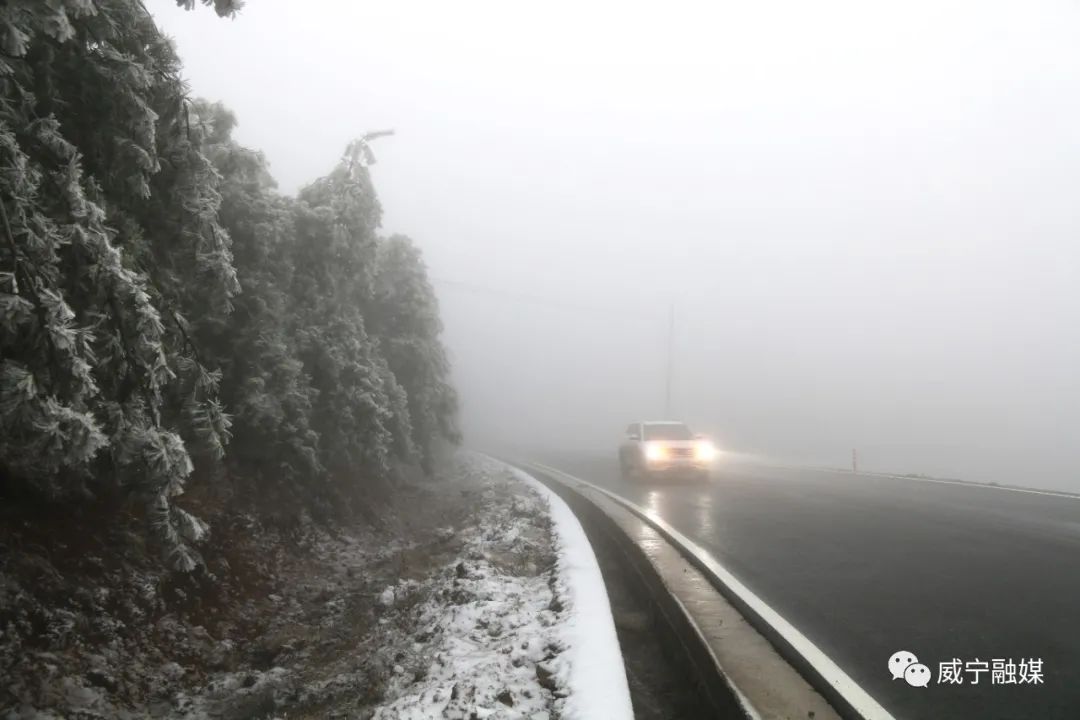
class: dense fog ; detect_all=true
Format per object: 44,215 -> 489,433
151,0 -> 1080,489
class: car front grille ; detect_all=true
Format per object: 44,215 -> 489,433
669,447 -> 693,458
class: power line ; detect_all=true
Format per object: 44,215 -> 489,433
430,277 -> 626,315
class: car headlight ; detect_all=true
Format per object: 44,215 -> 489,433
694,441 -> 717,463
644,443 -> 667,462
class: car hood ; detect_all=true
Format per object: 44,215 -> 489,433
646,439 -> 699,448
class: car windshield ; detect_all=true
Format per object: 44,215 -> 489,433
644,424 -> 693,441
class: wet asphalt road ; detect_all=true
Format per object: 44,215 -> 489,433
531,450 -> 1080,720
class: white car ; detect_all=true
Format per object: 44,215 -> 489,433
618,420 -> 718,481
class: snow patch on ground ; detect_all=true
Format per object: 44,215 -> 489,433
507,463 -> 635,720
371,457 -> 559,719
370,453 -> 633,720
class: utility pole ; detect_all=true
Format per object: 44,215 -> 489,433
852,448 -> 858,473
665,302 -> 674,418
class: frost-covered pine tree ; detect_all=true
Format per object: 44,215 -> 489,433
1,0 -> 461,566
194,101 -> 325,495
290,141 -> 404,483
371,235 -> 461,473
0,0 -> 239,570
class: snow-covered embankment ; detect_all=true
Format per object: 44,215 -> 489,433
506,464 -> 634,720
370,453 -> 633,720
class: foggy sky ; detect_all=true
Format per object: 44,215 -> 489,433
149,0 -> 1080,489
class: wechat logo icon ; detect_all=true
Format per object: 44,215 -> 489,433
890,650 -> 931,688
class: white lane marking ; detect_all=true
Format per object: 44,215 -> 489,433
857,472 -> 1080,501
526,461 -> 897,720
760,463 -> 1080,501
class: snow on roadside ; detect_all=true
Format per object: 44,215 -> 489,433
506,462 -> 634,720
369,453 -> 633,720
